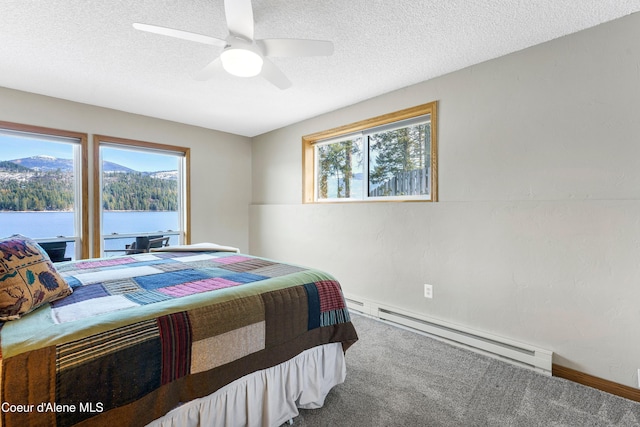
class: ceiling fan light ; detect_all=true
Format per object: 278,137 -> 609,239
220,47 -> 263,77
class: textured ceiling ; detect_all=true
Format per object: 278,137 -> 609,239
1,1 -> 640,137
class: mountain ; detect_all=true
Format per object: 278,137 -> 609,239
11,155 -> 74,172
102,161 -> 136,173
0,156 -> 178,212
0,160 -> 32,172
7,156 -> 138,173
149,170 -> 178,180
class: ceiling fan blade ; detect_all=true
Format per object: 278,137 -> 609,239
260,59 -> 292,90
133,23 -> 226,47
258,39 -> 334,57
194,57 -> 223,80
224,0 -> 254,40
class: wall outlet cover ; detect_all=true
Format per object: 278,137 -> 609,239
424,284 -> 433,299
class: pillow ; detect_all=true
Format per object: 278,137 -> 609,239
0,235 -> 73,321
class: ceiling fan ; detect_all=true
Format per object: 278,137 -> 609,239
133,0 -> 334,89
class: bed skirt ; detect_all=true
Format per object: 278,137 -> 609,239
146,342 -> 346,427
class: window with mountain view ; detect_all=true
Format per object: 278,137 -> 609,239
94,136 -> 190,256
302,102 -> 438,203
0,122 -> 88,259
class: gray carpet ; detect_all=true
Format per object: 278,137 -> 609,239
290,313 -> 640,426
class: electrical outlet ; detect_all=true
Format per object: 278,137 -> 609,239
637,369 -> 640,388
424,284 -> 433,299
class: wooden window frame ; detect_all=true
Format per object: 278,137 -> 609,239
302,101 -> 438,203
0,121 -> 90,258
92,135 -> 191,257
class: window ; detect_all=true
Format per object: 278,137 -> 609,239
93,136 -> 190,256
0,122 -> 189,260
0,121 -> 89,259
303,102 -> 438,203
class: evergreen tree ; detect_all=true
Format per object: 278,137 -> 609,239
0,166 -> 178,212
368,123 -> 430,196
317,139 -> 361,198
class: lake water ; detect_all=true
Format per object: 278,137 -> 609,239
0,211 -> 179,258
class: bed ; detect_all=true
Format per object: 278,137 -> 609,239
0,237 -> 358,427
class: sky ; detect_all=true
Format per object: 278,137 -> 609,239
0,135 -> 178,172
101,146 -> 178,172
0,136 -> 72,160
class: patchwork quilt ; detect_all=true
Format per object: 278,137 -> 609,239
0,251 -> 358,427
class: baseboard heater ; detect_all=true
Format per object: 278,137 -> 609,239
345,295 -> 552,376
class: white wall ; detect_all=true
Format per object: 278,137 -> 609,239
251,12 -> 640,387
0,87 -> 252,252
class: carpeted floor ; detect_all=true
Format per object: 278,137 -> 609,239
290,313 -> 640,426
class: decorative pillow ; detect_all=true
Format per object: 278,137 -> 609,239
0,235 -> 73,321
